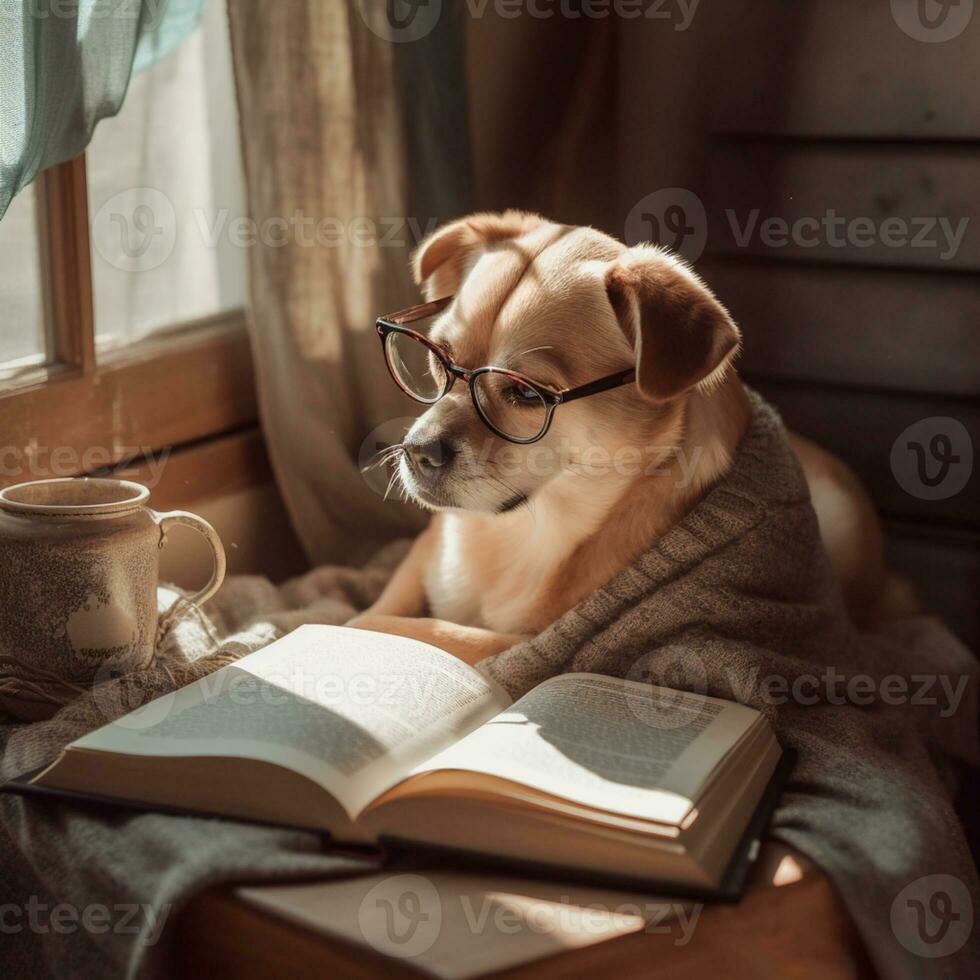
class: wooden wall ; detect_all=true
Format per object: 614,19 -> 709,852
618,0 -> 979,646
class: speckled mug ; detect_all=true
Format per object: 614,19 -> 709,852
0,478 -> 226,721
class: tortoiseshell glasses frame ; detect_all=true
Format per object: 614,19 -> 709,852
376,295 -> 635,445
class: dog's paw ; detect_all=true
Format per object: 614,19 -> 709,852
346,613 -> 417,634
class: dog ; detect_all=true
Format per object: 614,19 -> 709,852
351,211 -> 917,663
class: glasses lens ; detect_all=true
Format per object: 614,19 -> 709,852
385,331 -> 448,402
473,371 -> 549,442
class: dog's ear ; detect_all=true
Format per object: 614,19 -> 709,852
604,246 -> 740,402
412,210 -> 545,300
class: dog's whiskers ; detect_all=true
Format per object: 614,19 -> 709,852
361,443 -> 406,474
382,459 -> 408,502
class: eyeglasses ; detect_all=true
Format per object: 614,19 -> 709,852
376,296 -> 636,445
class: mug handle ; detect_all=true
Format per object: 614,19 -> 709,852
152,510 -> 227,607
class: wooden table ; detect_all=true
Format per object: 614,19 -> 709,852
176,844 -> 876,978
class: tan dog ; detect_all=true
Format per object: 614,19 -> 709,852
352,212 -> 913,662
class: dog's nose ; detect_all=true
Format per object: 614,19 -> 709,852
405,437 -> 456,476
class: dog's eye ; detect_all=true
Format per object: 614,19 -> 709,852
505,382 -> 540,406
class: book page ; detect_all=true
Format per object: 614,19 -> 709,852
72,625 -> 511,817
414,673 -> 760,825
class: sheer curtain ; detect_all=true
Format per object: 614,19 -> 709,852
0,0 -> 205,220
225,1 -> 471,565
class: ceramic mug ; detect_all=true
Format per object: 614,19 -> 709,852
0,477 -> 226,721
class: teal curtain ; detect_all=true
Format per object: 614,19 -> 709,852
0,0 -> 205,222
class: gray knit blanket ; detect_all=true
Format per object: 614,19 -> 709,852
2,393 -> 977,979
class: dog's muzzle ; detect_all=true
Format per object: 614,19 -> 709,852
403,436 -> 456,485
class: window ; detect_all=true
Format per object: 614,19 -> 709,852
87,0 -> 247,348
0,0 -> 256,494
0,184 -> 47,379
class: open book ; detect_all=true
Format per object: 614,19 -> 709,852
20,626 -> 786,897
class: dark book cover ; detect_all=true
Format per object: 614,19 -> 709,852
2,748 -> 794,903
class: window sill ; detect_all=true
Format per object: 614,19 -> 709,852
0,309 -> 256,490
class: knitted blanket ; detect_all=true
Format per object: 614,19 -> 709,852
0,549 -> 408,980
479,392 -> 980,979
2,393 -> 977,979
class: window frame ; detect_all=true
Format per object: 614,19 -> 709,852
0,156 -> 257,494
